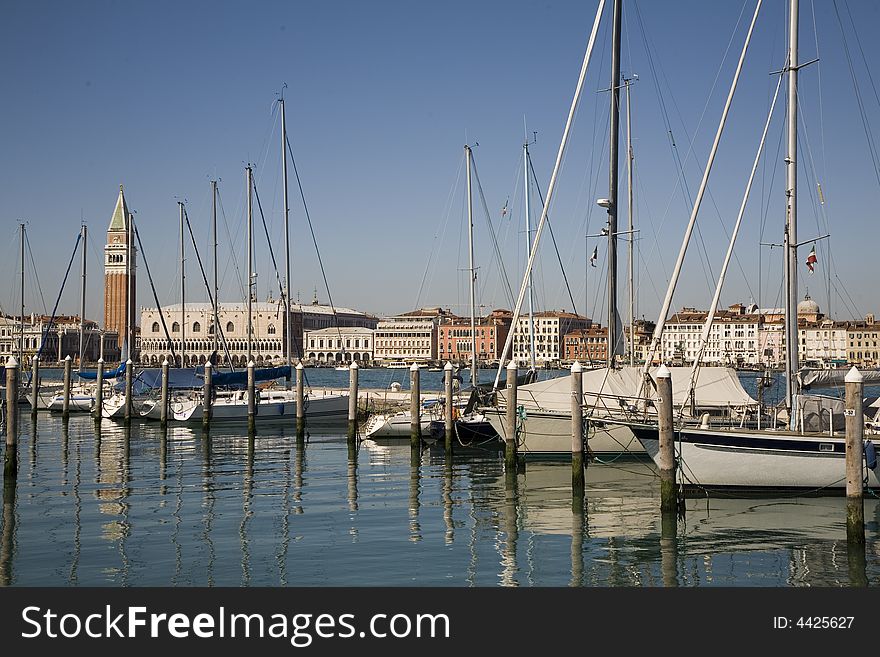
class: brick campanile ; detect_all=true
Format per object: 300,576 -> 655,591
103,185 -> 137,355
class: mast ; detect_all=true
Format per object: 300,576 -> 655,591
784,0 -> 800,419
281,96 -> 293,384
127,212 -> 133,363
606,0 -> 622,368
212,180 -> 219,358
246,166 -> 254,365
19,223 -> 25,368
179,201 -> 186,368
465,144 -> 478,386
624,77 -> 635,366
79,223 -> 87,370
524,139 -> 537,371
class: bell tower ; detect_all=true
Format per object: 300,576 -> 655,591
104,185 -> 137,354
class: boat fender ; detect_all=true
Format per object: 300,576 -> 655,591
866,440 -> 877,471
700,413 -> 710,430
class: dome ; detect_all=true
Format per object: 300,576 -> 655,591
797,294 -> 820,316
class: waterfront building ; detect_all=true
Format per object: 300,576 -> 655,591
304,326 -> 374,364
510,310 -> 591,367
845,314 -> 880,367
661,304 -> 761,366
437,309 -> 512,365
373,307 -> 452,364
0,314 -> 115,364
563,325 -> 607,364
104,185 -> 137,355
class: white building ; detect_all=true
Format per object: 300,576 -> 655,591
304,326 -> 374,364
660,305 -> 761,366
510,311 -> 590,366
374,308 -> 451,363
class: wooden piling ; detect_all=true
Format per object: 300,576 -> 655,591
505,361 -> 518,473
657,365 -> 677,515
348,361 -> 359,440
123,358 -> 133,423
160,359 -> 169,426
410,363 -> 420,448
94,358 -> 104,421
247,360 -> 256,433
5,357 -> 18,475
202,359 -> 213,429
295,362 -> 305,435
62,354 -> 72,419
29,355 -> 39,417
444,361 -> 454,452
571,360 -> 584,494
845,366 -> 865,545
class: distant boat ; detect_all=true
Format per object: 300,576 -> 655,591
385,361 -> 410,369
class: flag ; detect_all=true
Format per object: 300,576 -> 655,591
500,199 -> 508,218
589,245 -> 598,267
805,244 -> 817,274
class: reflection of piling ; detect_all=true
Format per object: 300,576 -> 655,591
347,439 -> 358,513
62,354 -> 72,419
657,365 -> 677,515
505,361 -> 518,473
501,466 -> 519,586
410,363 -> 421,448
660,512 -> 678,587
123,358 -> 133,424
409,442 -> 421,542
443,450 -> 454,544
5,357 -> 18,479
348,362 -> 359,441
571,361 -> 584,496
0,471 -> 15,586
444,362 -> 454,452
845,367 -> 865,545
570,490 -> 585,587
202,360 -> 213,429
160,359 -> 169,426
295,362 -> 305,434
247,360 -> 256,434
94,358 -> 104,422
30,356 -> 39,418
847,539 -> 868,587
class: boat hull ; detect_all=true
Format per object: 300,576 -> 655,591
174,391 -> 349,426
364,412 -> 434,439
630,424 -> 880,492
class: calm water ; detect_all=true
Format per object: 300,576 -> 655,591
1,408 -> 878,587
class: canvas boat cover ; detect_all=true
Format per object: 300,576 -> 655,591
798,367 -> 880,389
496,366 -> 756,413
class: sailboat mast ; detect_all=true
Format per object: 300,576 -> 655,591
606,0 -> 622,368
127,212 -> 133,362
625,77 -> 634,367
19,223 -> 25,368
179,201 -> 187,367
465,144 -> 478,385
246,166 -> 254,365
524,140 -> 537,371
212,180 -> 219,358
281,97 -> 293,382
79,223 -> 87,370
784,0 -> 800,418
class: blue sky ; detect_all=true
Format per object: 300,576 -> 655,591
2,0 -> 879,328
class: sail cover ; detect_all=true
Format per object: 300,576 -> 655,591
495,366 -> 757,413
798,367 -> 880,389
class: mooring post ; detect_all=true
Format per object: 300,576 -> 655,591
505,360 -> 518,473
295,362 -> 305,435
571,360 -> 585,494
123,358 -> 133,424
29,355 -> 39,417
444,361 -> 454,452
156,358 -> 168,426
202,359 -> 212,430
845,366 -> 865,545
348,361 -> 359,441
94,358 -> 104,421
657,365 -> 677,515
410,363 -> 421,448
247,360 -> 256,433
5,357 -> 18,470
62,354 -> 72,420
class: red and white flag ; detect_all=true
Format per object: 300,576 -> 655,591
805,244 -> 817,274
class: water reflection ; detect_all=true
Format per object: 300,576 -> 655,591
0,468 -> 15,586
409,444 -> 421,543
499,472 -> 519,587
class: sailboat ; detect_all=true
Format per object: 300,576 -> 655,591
621,0 -> 880,492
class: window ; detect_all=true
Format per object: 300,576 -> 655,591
268,324 -> 276,335
192,322 -> 201,333
172,322 -> 180,333
151,322 -> 160,333
226,322 -> 235,333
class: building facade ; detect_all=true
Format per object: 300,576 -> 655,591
510,311 -> 591,366
563,325 -> 607,364
437,309 -> 512,365
0,315 -> 114,365
304,326 -> 374,364
373,307 -> 452,363
104,185 -> 137,355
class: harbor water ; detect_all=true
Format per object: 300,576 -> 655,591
1,370 -> 878,586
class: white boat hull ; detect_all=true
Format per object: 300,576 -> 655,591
364,411 -> 434,439
481,407 -> 644,456
173,390 -> 349,425
630,424 -> 880,491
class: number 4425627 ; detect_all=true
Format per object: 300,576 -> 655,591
774,617 -> 855,629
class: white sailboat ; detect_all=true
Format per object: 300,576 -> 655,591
625,0 -> 880,492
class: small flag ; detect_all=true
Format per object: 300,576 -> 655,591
805,244 -> 817,274
500,199 -> 509,218
589,245 -> 598,267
